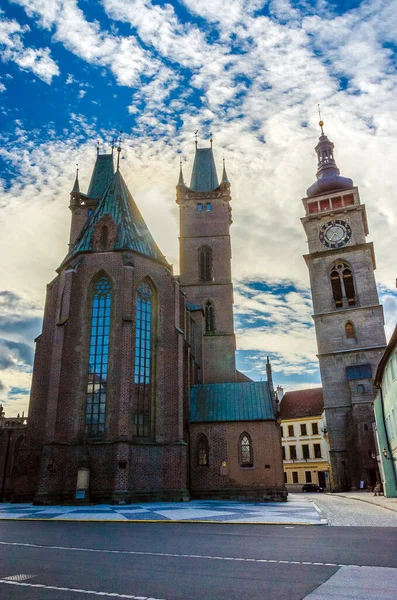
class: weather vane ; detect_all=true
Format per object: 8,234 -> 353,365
318,103 -> 324,135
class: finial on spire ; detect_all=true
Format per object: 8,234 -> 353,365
96,140 -> 100,155
318,103 -> 324,135
111,139 -> 116,155
116,131 -> 123,171
194,130 -> 199,148
210,132 -> 213,148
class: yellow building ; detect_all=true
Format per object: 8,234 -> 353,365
278,387 -> 332,491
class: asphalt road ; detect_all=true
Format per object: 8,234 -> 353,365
1,520 -> 397,600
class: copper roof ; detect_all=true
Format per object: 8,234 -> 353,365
279,387 -> 323,420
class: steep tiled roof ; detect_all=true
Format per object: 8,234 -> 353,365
279,388 -> 323,420
87,154 -> 115,198
70,170 -> 167,264
190,382 -> 275,423
189,147 -> 219,192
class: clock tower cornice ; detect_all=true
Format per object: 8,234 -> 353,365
303,240 -> 376,269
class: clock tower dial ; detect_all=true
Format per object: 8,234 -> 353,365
319,219 -> 351,249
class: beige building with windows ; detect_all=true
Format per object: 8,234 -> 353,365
279,387 -> 332,491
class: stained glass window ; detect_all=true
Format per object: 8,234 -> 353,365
85,276 -> 111,437
240,433 -> 253,467
133,281 -> 153,437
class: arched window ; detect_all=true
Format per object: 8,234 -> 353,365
197,434 -> 209,466
86,276 -> 111,437
345,321 -> 356,339
199,246 -> 213,281
100,225 -> 109,249
330,263 -> 356,308
205,300 -> 215,332
133,280 -> 154,437
239,433 -> 253,467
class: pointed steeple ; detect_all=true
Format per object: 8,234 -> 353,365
68,169 -> 168,265
87,153 -> 114,199
71,166 -> 80,194
306,121 -> 353,198
189,146 -> 219,192
177,160 -> 185,186
221,158 -> 229,184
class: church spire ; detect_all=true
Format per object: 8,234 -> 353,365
71,165 -> 80,194
189,144 -> 219,192
306,120 -> 353,198
221,157 -> 229,184
177,160 -> 185,186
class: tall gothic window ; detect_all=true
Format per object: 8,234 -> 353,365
205,300 -> 215,332
133,281 -> 153,437
197,434 -> 209,466
199,245 -> 213,281
85,276 -> 111,437
239,433 -> 253,467
330,263 -> 356,308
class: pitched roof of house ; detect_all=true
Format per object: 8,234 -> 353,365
189,381 -> 275,423
189,147 -> 219,192
69,169 -> 167,265
279,388 -> 324,420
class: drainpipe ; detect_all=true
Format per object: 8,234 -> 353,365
0,430 -> 12,502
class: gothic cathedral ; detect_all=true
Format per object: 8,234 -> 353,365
301,124 -> 387,491
10,143 -> 286,504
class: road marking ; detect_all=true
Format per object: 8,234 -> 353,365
2,574 -> 36,581
0,580 -> 166,599
0,540 -> 345,568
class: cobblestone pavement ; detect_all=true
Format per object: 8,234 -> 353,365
332,491 -> 397,512
296,492 -> 397,526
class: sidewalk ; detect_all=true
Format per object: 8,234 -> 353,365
332,491 -> 397,513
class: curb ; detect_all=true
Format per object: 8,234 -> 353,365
0,517 -> 325,526
311,501 -> 328,526
332,494 -> 397,515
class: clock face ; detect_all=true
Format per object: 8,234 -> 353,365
319,220 -> 352,249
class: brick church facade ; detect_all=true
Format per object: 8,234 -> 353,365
8,142 -> 286,504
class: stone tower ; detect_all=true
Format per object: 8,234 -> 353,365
177,144 -> 236,383
301,124 -> 387,491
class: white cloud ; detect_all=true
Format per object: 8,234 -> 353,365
0,82 -> 5,92
0,17 -> 59,83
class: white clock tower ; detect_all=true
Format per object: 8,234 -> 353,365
301,122 -> 387,491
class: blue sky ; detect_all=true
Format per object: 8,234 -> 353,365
0,0 -> 397,414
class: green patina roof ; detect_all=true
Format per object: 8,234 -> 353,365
70,169 -> 167,264
87,154 -> 115,198
189,147 -> 219,192
190,382 -> 275,423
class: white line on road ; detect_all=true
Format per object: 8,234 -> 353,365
0,540 -> 342,568
0,580 -> 166,599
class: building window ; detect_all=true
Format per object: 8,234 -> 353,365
330,263 -> 356,308
345,321 -> 356,339
312,423 -> 319,435
301,424 -> 307,436
239,433 -> 253,467
85,276 -> 111,437
205,300 -> 216,332
292,471 -> 298,483
289,445 -> 297,460
284,472 -> 287,483
346,364 -> 372,380
288,425 -> 294,437
302,444 -> 310,459
88,209 -> 93,217
314,444 -> 322,458
197,203 -> 203,211
133,281 -> 153,437
100,225 -> 109,249
357,384 -> 366,393
282,446 -> 286,460
305,471 -> 312,483
197,434 -> 209,466
206,202 -> 211,211
198,245 -> 213,281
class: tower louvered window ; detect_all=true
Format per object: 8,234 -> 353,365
199,245 -> 213,281
85,276 -> 111,437
133,281 -> 153,437
330,263 -> 356,308
205,300 -> 215,332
